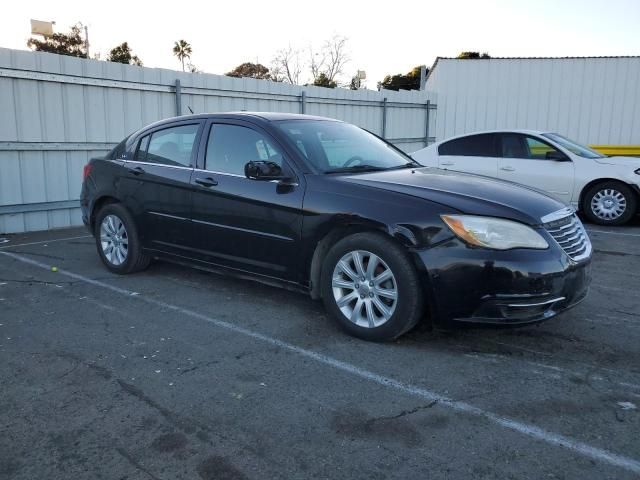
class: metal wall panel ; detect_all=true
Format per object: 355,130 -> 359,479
0,47 -> 436,234
428,57 -> 640,145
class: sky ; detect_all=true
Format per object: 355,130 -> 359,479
1,0 -> 639,87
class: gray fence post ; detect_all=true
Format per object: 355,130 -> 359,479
381,97 -> 388,138
175,79 -> 182,116
300,91 -> 306,114
424,100 -> 431,146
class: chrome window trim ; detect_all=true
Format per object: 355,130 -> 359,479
194,168 -> 245,178
125,159 -> 194,171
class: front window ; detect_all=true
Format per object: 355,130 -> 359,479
276,120 -> 417,173
205,124 -> 284,176
543,133 -> 606,159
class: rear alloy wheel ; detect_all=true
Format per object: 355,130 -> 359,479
321,233 -> 424,341
94,203 -> 151,274
100,214 -> 129,266
583,181 -> 637,226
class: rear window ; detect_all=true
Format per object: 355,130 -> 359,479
438,134 -> 498,157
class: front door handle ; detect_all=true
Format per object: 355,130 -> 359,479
195,176 -> 218,188
500,166 -> 515,172
127,166 -> 145,175
440,161 -> 455,166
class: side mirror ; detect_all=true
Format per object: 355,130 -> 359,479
545,150 -> 570,161
244,160 -> 284,181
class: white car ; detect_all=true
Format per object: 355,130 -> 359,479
412,130 -> 640,225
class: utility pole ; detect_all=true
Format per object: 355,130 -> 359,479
84,25 -> 90,58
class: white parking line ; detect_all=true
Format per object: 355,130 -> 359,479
1,249 -> 639,475
586,229 -> 640,237
0,235 -> 92,250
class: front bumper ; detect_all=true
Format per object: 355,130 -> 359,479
417,238 -> 591,326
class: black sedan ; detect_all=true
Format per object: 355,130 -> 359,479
80,113 -> 592,341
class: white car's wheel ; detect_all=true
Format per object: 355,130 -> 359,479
582,181 -> 637,226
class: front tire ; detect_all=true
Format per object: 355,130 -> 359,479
320,232 -> 424,341
94,203 -> 151,274
582,181 -> 637,226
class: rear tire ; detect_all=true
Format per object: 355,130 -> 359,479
94,203 -> 151,274
320,232 -> 424,341
582,181 -> 637,226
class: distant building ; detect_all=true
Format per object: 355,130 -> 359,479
426,56 -> 640,155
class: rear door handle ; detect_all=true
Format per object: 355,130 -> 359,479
195,176 -> 218,188
127,166 -> 145,175
440,161 -> 455,166
500,166 -> 515,172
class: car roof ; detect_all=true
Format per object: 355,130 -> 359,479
144,112 -> 340,129
432,129 -> 552,146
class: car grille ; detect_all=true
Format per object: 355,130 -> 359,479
544,213 -> 592,261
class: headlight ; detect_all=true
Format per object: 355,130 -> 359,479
441,215 -> 549,250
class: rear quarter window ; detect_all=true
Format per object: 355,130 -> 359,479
107,136 -> 130,160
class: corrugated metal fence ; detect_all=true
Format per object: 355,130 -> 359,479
0,47 -> 437,234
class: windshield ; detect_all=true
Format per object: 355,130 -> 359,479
542,133 -> 606,159
275,120 -> 418,173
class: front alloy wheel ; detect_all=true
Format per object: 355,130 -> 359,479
332,250 -> 398,328
321,232 -> 424,341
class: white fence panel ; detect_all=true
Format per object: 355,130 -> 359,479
427,57 -> 640,145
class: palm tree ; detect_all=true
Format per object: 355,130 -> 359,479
173,40 -> 192,72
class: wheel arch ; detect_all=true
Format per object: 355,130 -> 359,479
90,195 -> 121,232
307,220 -> 422,300
578,178 -> 639,212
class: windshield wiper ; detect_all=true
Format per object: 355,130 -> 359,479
324,161 -> 421,174
324,165 -> 387,174
386,161 -> 421,170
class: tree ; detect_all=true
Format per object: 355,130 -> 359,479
312,73 -> 337,88
226,62 -> 272,80
379,66 -> 425,91
107,42 -> 142,66
309,35 -> 349,84
457,51 -> 491,59
26,23 -> 87,58
272,45 -> 302,85
173,40 -> 192,71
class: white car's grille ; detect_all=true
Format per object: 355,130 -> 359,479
544,213 -> 592,262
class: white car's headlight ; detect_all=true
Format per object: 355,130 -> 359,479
441,215 -> 549,250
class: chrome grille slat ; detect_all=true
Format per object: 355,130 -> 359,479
556,231 -> 582,245
552,225 -> 580,239
546,223 -> 575,234
543,211 -> 592,262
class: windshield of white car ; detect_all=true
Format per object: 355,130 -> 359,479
275,120 -> 419,173
542,133 -> 606,159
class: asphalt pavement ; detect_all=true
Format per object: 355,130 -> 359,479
0,223 -> 639,479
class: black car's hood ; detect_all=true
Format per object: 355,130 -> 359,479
337,167 -> 566,226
